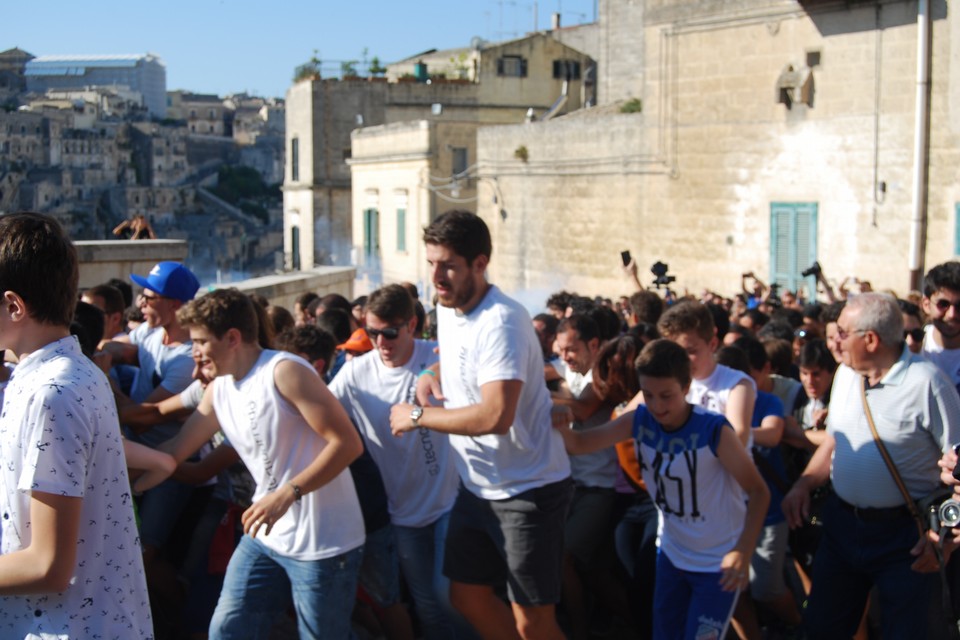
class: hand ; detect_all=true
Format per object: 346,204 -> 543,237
93,351 -> 113,375
909,527 -> 957,573
812,407 -> 828,430
415,369 -> 444,407
241,484 -> 296,538
782,483 -> 811,529
390,403 -> 418,437
550,405 -> 573,430
719,550 -> 749,592
939,448 -> 960,490
623,258 -> 638,278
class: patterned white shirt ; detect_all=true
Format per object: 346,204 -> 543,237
0,336 -> 153,639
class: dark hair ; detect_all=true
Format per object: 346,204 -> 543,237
923,261 -> 960,297
587,305 -> 622,342
71,301 -> 105,358
276,325 -> 336,372
249,293 -> 270,309
399,282 -> 419,300
742,308 -> 769,329
821,301 -> 845,324
802,303 -> 823,322
125,305 -> 144,324
897,298 -> 921,321
85,284 -> 126,316
366,284 -> 415,324
715,345 -> 751,375
422,210 -> 492,265
177,288 -> 259,343
629,290 -> 664,324
592,334 -> 643,404
558,313 -> 601,345
770,307 -> 804,329
567,295 -> 596,317
635,339 -> 692,388
626,321 -> 660,344
657,301 -> 715,343
732,335 -> 769,372
315,308 -> 352,344
546,290 -> 574,314
757,319 -> 795,343
706,302 -> 730,341
0,212 -> 78,327
320,293 -> 353,316
295,291 -> 320,311
798,339 -> 837,373
761,337 -> 794,375
267,305 -> 295,336
533,313 -> 559,336
251,297 -> 275,349
107,277 -> 134,308
414,300 -> 426,336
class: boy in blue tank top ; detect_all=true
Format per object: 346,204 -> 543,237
556,339 -> 769,640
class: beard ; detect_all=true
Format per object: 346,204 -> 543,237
437,276 -> 476,309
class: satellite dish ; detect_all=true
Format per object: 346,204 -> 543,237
470,36 -> 484,51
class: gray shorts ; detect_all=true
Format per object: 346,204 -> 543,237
444,478 -> 573,606
749,520 -> 789,601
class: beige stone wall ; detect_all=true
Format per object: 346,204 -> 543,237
475,1 -> 960,303
75,239 -> 189,289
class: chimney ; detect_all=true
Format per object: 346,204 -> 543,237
551,12 -> 561,30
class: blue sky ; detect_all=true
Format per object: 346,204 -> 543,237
4,0 -> 598,99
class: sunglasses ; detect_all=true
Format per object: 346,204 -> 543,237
365,325 -> 404,340
139,292 -> 169,306
935,299 -> 960,313
904,328 -> 925,342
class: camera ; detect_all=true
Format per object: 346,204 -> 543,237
939,498 -> 960,530
801,261 -> 822,279
650,261 -> 676,289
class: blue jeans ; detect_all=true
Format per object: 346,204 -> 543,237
358,524 -> 401,608
804,493 -> 934,639
395,511 -> 478,640
209,535 -> 363,640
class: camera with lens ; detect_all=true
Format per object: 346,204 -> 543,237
938,498 -> 960,531
801,261 -> 822,279
651,261 -> 676,290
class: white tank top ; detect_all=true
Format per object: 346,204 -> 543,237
212,350 -> 365,560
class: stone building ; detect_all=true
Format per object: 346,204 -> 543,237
25,54 -> 166,118
167,91 -> 227,136
466,0 -> 960,300
287,32 -> 593,275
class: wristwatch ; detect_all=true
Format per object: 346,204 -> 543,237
410,405 -> 424,428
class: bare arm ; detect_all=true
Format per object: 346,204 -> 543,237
0,492 -> 82,594
716,426 -> 771,592
392,379 -> 523,437
99,339 -> 139,367
173,443 -> 240,485
751,414 -> 784,449
725,380 -> 755,448
242,360 -> 363,538
781,433 -> 835,528
556,411 -> 634,455
124,439 -> 177,493
551,380 -> 606,422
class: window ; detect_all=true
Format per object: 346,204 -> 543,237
209,109 -> 215,118
553,60 -> 581,80
189,109 -> 196,118
291,137 -> 299,182
396,208 -> 406,252
770,202 -> 818,292
452,147 -> 468,176
363,208 -> 379,260
497,56 -> 527,77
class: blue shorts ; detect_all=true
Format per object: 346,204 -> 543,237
653,551 -> 738,640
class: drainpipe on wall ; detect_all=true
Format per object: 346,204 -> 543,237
908,0 -> 931,291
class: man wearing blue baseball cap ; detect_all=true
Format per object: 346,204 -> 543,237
100,261 -> 203,565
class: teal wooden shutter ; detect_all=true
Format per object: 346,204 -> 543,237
770,202 -> 818,292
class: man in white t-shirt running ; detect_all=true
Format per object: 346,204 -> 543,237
390,210 -> 573,640
331,283 -> 474,640
160,288 -> 365,640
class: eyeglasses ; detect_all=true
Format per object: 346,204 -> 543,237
139,292 -> 168,306
835,326 -> 867,341
365,325 -> 404,341
904,328 -> 925,342
935,299 -> 960,313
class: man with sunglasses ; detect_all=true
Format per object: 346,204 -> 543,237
329,284 -> 470,639
921,261 -> 960,394
99,261 -> 201,564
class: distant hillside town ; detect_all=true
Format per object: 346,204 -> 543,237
0,48 -> 285,284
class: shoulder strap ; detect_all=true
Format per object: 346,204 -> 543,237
860,376 -> 925,537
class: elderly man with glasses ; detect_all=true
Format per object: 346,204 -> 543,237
782,292 -> 960,638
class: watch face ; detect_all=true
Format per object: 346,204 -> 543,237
411,406 -> 423,422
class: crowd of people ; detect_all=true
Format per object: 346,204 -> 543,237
3,208 -> 960,640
